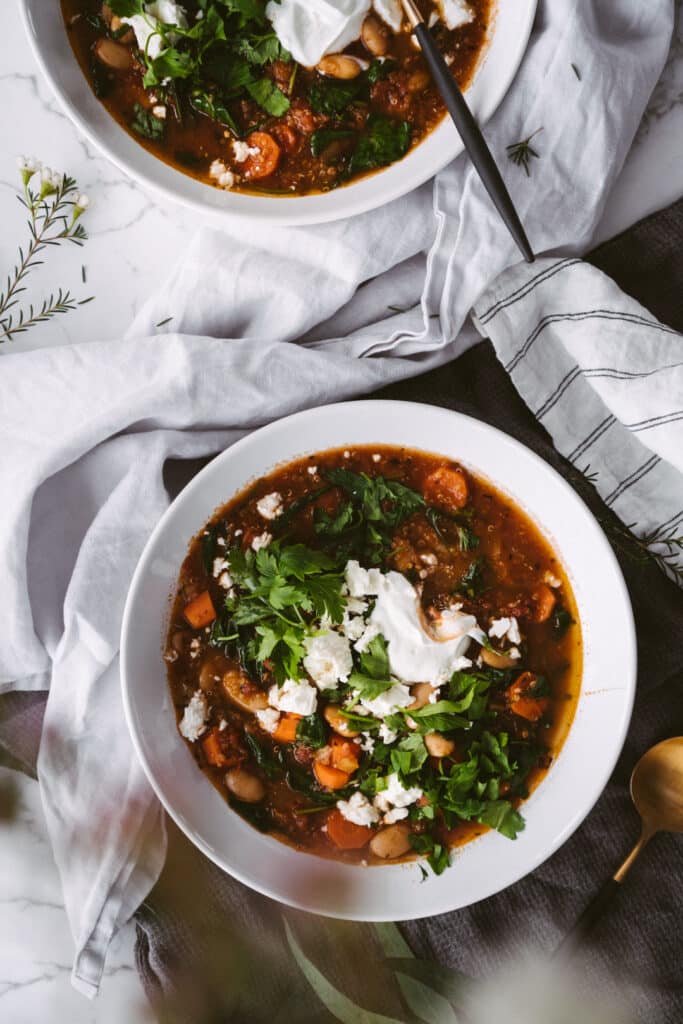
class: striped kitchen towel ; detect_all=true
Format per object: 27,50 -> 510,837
473,257 -> 683,587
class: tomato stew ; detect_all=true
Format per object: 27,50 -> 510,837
61,1 -> 490,196
165,446 -> 581,874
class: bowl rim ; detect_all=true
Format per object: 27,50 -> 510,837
120,400 -> 637,920
21,0 -> 537,226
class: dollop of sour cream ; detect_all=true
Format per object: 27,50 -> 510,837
367,569 -> 483,685
265,0 -> 402,68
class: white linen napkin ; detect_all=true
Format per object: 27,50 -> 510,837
0,0 -> 674,997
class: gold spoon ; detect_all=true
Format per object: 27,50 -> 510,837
557,736 -> 683,953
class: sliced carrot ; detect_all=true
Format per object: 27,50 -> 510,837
314,761 -> 351,790
532,584 -> 556,623
183,590 -> 216,629
242,131 -> 281,180
273,713 -> 302,744
330,735 -> 360,774
202,728 -> 228,767
327,809 -> 372,850
506,671 -> 549,722
423,466 -> 469,511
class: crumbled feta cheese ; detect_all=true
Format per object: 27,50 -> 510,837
179,690 -> 208,742
251,531 -> 272,551
217,536 -> 226,547
217,572 -> 233,591
307,465 -> 318,475
303,632 -> 353,690
342,613 -> 367,642
488,616 -> 521,645
353,621 -> 380,654
337,791 -> 379,827
508,646 -> 521,660
213,556 -> 230,578
383,806 -> 409,824
209,159 -> 236,189
233,140 -> 259,163
359,732 -> 376,753
345,560 -> 383,598
218,718 -> 228,731
164,649 -> 178,663
360,683 -> 413,718
189,638 -> 201,659
544,571 -> 562,588
379,722 -> 397,744
269,678 -> 317,716
343,450 -> 351,459
152,104 -> 167,119
371,453 -> 382,462
438,0 -> 474,31
256,707 -> 281,734
373,773 -> 423,818
420,552 -> 438,566
256,491 -> 283,520
346,596 -> 367,616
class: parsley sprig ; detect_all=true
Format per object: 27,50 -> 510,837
219,541 -> 345,684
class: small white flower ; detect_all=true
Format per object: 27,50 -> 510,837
17,155 -> 40,175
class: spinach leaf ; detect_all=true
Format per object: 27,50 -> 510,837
349,115 -> 411,174
310,127 -> 356,158
456,558 -> 486,597
244,731 -> 281,779
296,713 -> 326,749
130,102 -> 165,141
309,78 -> 363,116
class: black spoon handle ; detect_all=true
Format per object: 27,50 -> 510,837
412,21 -> 534,264
553,878 -> 623,957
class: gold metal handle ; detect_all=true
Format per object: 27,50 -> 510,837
400,0 -> 424,30
612,826 -> 655,883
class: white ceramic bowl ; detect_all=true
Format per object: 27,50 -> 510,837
121,401 -> 636,920
22,0 -> 536,225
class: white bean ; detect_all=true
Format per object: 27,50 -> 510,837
225,768 -> 265,803
370,824 -> 413,859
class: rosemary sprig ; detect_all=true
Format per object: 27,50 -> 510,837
0,160 -> 93,344
506,128 -> 543,177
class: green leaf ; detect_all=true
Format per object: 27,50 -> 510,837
246,77 -> 290,116
310,127 -> 356,158
359,634 -> 390,680
348,672 -> 394,701
390,734 -> 428,776
296,713 -> 327,749
107,0 -> 144,15
130,102 -> 165,140
366,58 -> 397,83
244,731 -> 280,779
309,77 -> 363,116
477,800 -> 525,839
551,605 -> 574,636
143,47 -> 194,87
349,116 -> 411,174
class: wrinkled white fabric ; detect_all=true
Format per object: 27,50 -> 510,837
0,0 -> 672,998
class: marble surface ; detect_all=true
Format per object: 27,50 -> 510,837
0,0 -> 681,1020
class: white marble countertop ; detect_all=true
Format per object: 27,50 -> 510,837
1,1 -> 681,1019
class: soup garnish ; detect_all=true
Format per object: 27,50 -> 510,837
165,447 -> 581,874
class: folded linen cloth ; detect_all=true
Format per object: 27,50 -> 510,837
0,0 -> 675,998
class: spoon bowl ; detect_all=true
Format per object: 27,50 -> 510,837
631,736 -> 683,835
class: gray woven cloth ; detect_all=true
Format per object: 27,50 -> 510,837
2,200 -> 682,1022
